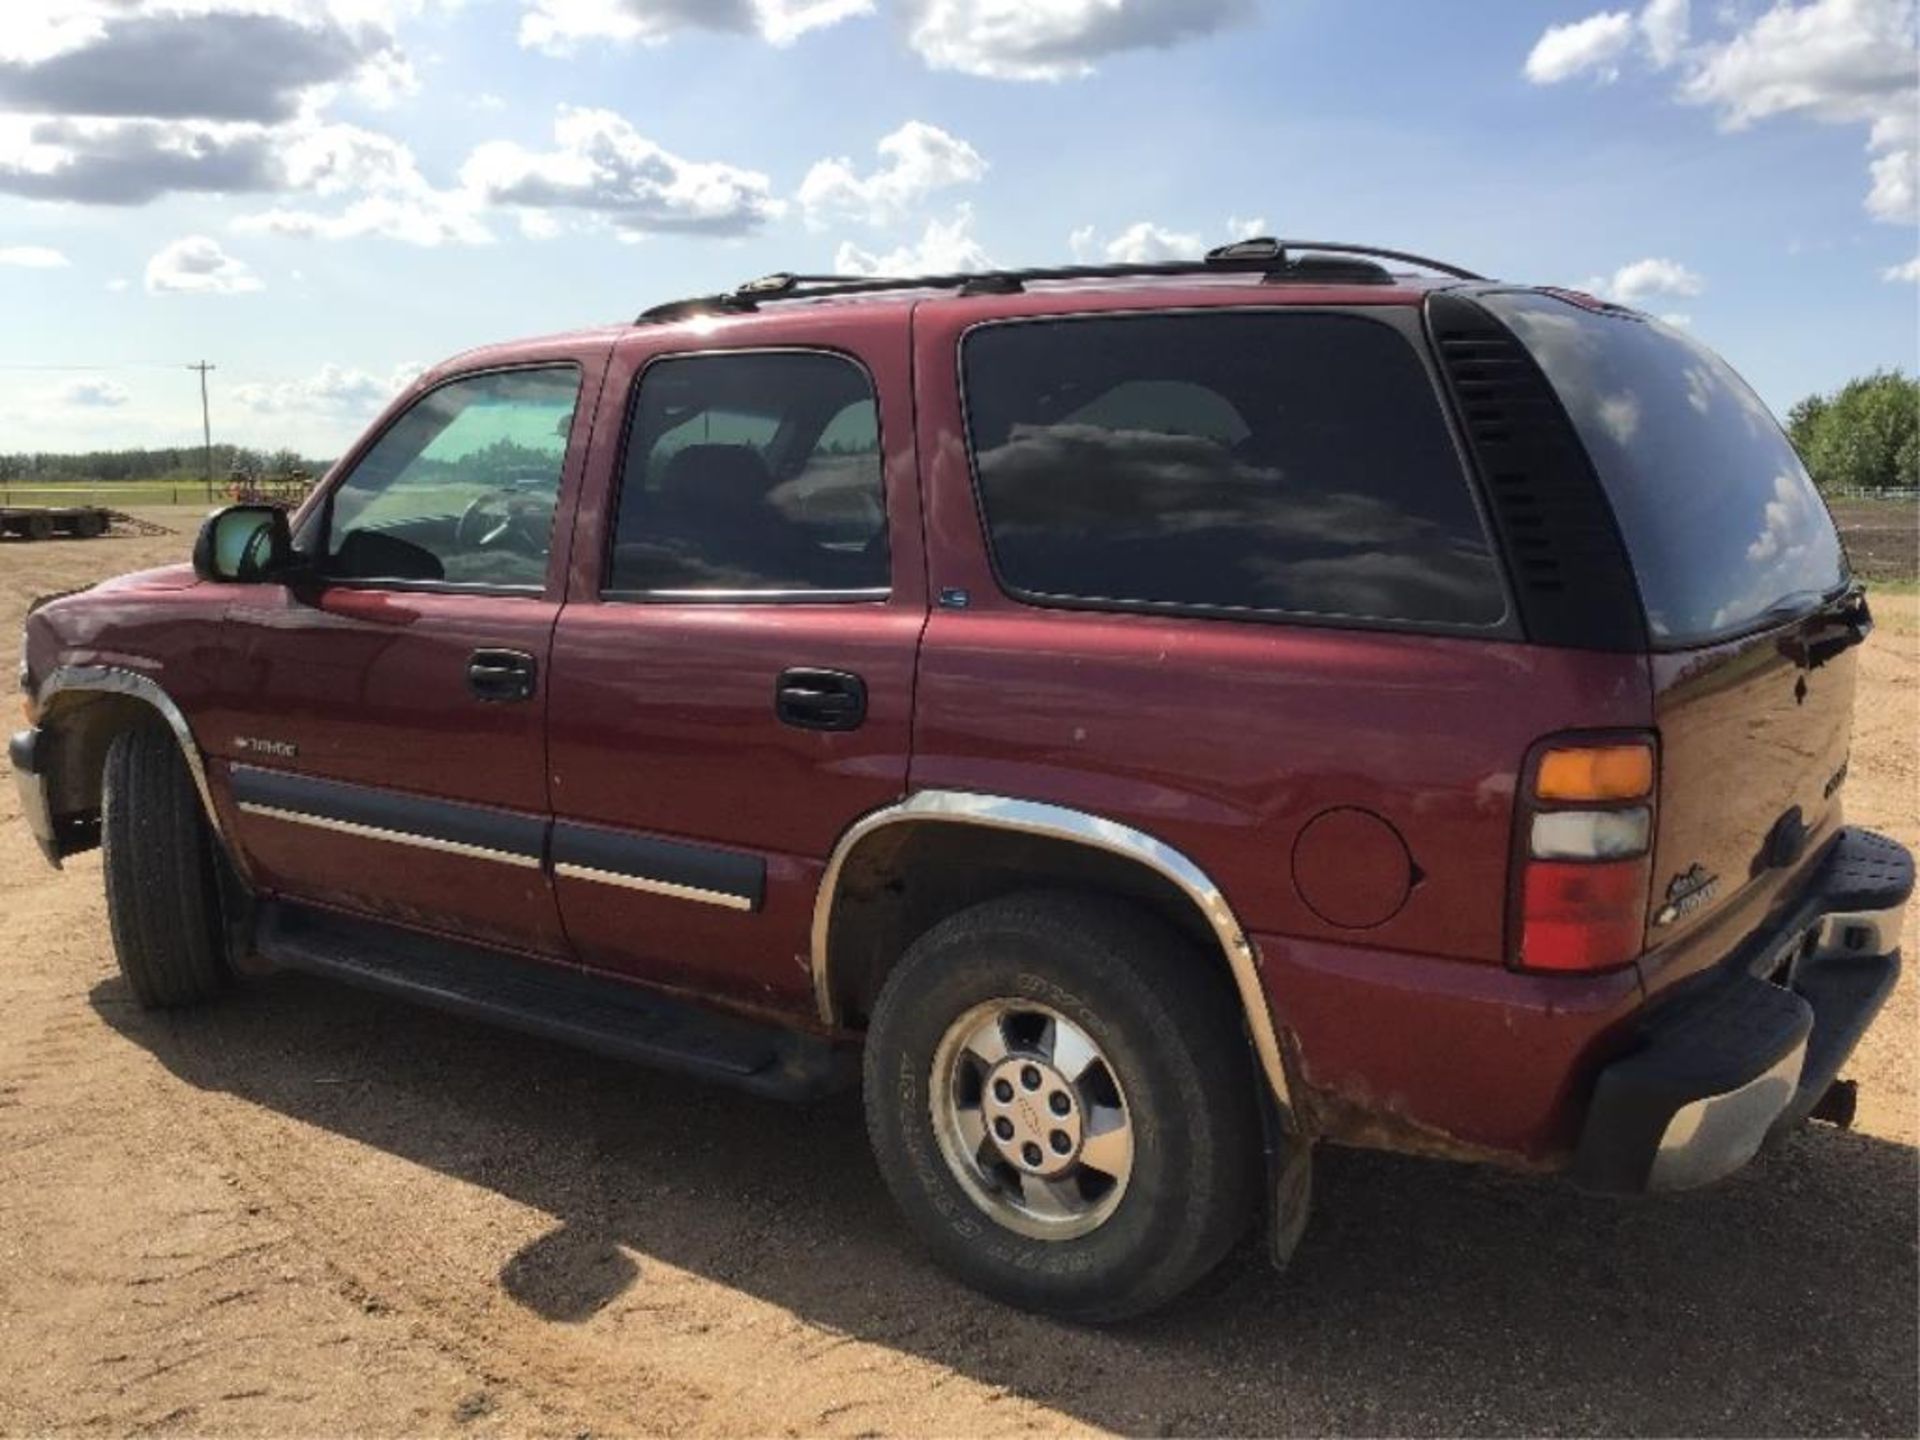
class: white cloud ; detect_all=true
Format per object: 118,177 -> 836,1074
231,360 -> 420,415
835,204 -> 991,275
0,243 -> 68,266
1067,217 -> 1259,264
462,106 -> 779,237
1579,255 -> 1706,305
0,114 -> 279,204
518,0 -> 871,55
1680,0 -> 1914,132
55,377 -> 128,407
1096,220 -> 1205,262
797,120 -> 985,227
1532,0 -> 1918,226
1885,255 -> 1920,281
1640,0 -> 1691,67
0,3 -> 443,216
237,191 -> 488,245
144,234 -> 262,294
234,121 -> 491,245
1867,141 -> 1917,223
1684,0 -> 1918,227
1524,10 -> 1637,83
903,0 -> 1251,80
0,1 -> 414,123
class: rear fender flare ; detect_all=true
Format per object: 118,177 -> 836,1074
811,790 -> 1294,1123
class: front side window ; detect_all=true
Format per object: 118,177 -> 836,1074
608,351 -> 888,596
961,312 -> 1507,628
325,366 -> 580,589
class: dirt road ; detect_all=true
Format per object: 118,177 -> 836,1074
2,513 -> 1915,1437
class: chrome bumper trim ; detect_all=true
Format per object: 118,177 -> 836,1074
1649,1038 -> 1806,1191
12,755 -> 59,866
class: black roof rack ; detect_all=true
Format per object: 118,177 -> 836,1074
634,238 -> 1486,323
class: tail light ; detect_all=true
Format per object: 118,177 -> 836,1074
1511,735 -> 1656,973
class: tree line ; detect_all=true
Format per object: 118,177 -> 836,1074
1787,370 -> 1917,494
0,444 -> 333,485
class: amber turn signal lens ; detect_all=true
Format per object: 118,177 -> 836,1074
1535,743 -> 1653,802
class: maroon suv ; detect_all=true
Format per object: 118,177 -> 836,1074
13,240 -> 1910,1320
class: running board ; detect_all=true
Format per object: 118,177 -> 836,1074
253,903 -> 853,1100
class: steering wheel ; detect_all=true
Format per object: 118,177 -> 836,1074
455,489 -> 547,556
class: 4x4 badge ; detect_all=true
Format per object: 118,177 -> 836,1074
1655,863 -> 1720,926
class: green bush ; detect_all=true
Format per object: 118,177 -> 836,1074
1786,370 -> 1919,493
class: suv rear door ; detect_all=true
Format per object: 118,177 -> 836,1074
1479,291 -> 1860,995
543,312 -> 924,1012
209,352 -> 605,957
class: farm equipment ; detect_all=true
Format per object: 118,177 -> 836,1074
0,505 -> 112,541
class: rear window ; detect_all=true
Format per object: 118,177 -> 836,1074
1480,292 -> 1848,646
960,312 -> 1507,629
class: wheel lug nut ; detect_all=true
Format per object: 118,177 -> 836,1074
1020,1065 -> 1042,1091
1021,1141 -> 1043,1167
1049,1130 -> 1072,1155
993,1117 -> 1014,1142
1048,1091 -> 1070,1116
992,1078 -> 1014,1103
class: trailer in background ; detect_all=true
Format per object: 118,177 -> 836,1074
0,505 -> 113,540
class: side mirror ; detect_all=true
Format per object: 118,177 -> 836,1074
192,504 -> 294,584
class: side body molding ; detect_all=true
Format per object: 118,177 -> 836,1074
811,790 -> 1293,1116
36,664 -> 245,876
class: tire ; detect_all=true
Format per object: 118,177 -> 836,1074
75,511 -> 106,539
102,725 -> 230,1009
863,890 -> 1261,1322
25,513 -> 52,542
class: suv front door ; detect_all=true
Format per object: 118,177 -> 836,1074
209,354 -> 604,957
544,322 -> 924,1013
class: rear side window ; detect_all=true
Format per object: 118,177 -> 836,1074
1480,292 -> 1848,646
960,313 -> 1506,628
608,351 -> 888,597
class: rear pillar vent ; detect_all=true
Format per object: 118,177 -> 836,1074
1427,292 -> 1647,653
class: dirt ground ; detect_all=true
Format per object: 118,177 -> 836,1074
1,509 -> 1915,1438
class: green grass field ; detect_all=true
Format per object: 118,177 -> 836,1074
0,480 -> 228,508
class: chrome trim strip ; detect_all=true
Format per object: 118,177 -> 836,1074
36,664 -> 245,877
552,860 -> 756,911
237,801 -> 542,868
811,790 -> 1293,1116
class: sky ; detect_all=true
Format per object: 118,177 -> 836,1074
0,0 -> 1914,457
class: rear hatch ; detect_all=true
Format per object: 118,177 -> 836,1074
1481,291 -> 1863,994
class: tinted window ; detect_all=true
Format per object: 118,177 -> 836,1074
326,367 -> 579,589
609,352 -> 888,595
1481,292 -> 1848,645
962,313 -> 1506,627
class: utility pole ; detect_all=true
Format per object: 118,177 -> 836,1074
187,361 -> 215,502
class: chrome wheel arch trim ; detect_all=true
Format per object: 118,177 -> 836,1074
36,664 -> 241,867
811,790 -> 1293,1116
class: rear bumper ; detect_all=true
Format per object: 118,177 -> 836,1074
1573,827 -> 1911,1193
9,725 -> 60,866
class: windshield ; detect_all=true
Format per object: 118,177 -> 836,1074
1481,291 -> 1847,647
